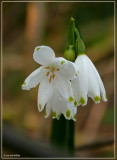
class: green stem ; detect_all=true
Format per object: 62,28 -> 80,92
66,120 -> 75,152
50,115 -> 67,148
50,115 -> 75,152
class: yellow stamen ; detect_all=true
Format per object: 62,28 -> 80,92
45,66 -> 50,69
56,68 -> 60,71
52,74 -> 55,79
51,68 -> 55,72
46,72 -> 49,76
49,76 -> 52,83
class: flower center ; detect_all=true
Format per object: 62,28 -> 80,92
45,66 -> 60,83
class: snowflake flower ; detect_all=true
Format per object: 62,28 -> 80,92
71,54 -> 107,106
22,46 -> 78,111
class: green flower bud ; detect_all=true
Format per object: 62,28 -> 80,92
64,45 -> 75,62
76,37 -> 86,56
68,17 -> 75,46
75,26 -> 86,56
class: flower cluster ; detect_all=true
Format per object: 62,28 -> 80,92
22,46 -> 107,121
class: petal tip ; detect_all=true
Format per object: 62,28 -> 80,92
57,114 -> 61,120
21,85 -> 29,90
73,114 -> 76,121
22,82 -> 26,90
94,96 -> 100,103
44,110 -> 49,118
74,100 -> 78,106
79,97 -> 86,105
52,111 -> 57,119
38,104 -> 42,112
68,96 -> 74,102
61,60 -> 66,65
103,94 -> 108,102
34,46 -> 40,52
66,109 -> 71,119
21,85 -> 25,90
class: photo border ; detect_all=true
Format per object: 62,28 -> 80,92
1,1 -> 116,159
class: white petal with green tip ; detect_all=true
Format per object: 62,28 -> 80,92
86,55 -> 107,101
22,66 -> 43,90
33,46 -> 55,65
72,54 -> 107,105
45,101 -> 52,118
38,77 -> 54,112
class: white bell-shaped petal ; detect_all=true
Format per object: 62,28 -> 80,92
72,55 -> 88,106
38,77 -> 54,112
44,100 -> 52,118
55,73 -> 74,102
87,58 -> 100,103
45,91 -> 77,121
71,106 -> 77,121
72,54 -> 107,105
85,55 -> 107,101
51,94 -> 62,119
45,91 -> 62,119
71,78 -> 88,106
53,57 -> 79,80
33,46 -> 55,65
62,101 -> 77,121
22,66 -> 44,90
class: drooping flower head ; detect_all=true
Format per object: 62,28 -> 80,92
22,46 -> 79,113
71,54 -> 107,106
70,24 -> 107,107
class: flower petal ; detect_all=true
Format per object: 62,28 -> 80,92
86,55 -> 107,101
62,102 -> 76,120
46,91 -> 63,119
45,100 -> 52,118
66,61 -> 79,80
45,91 -> 77,120
22,66 -> 44,90
72,55 -> 88,106
33,46 -> 55,65
52,57 -> 67,66
38,77 -> 54,112
53,57 -> 79,80
55,72 -> 73,101
51,95 -> 62,119
72,78 -> 88,106
86,59 -> 100,103
61,61 -> 79,80
71,106 -> 77,121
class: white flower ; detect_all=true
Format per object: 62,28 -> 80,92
71,54 -> 107,106
22,46 -> 78,112
45,90 -> 77,121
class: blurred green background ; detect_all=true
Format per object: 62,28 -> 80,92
2,1 -> 114,158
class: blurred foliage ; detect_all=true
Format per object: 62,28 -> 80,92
3,70 -> 24,99
101,108 -> 114,125
2,2 -> 114,158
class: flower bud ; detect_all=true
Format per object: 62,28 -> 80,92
64,45 -> 75,62
76,37 -> 86,56
68,17 -> 75,46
